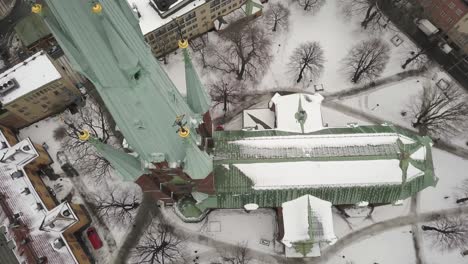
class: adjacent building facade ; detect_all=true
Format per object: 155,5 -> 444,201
14,14 -> 88,87
0,126 -> 91,263
129,0 -> 260,57
0,51 -> 81,129
416,0 -> 468,53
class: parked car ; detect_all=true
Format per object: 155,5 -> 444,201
86,227 -> 103,250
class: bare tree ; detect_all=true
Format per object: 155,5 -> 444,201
191,34 -> 209,68
456,179 -> 468,204
56,97 -> 119,182
219,242 -> 251,264
341,38 -> 390,83
205,19 -> 272,82
296,0 -> 325,13
209,78 -> 243,112
339,0 -> 392,32
263,2 -> 290,32
155,39 -> 171,65
401,46 -> 430,70
288,41 -> 325,83
410,82 -> 468,136
422,216 -> 468,251
132,219 -> 183,264
92,186 -> 140,225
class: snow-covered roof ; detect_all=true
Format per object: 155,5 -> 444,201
127,0 -> 206,35
269,93 -> 324,133
0,132 -> 78,263
410,146 -> 426,160
0,51 -> 61,105
232,133 -> 414,150
234,159 -> 423,190
242,108 -> 275,130
281,195 -> 335,249
40,203 -> 78,233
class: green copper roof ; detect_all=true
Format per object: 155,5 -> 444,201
40,0 -> 212,179
89,138 -> 147,181
183,48 -> 211,114
295,97 -> 307,134
15,14 -> 51,47
183,139 -> 212,179
205,125 -> 437,208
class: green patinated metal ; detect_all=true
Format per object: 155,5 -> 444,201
182,48 -> 211,114
89,137 -> 147,181
294,97 -> 307,134
199,125 -> 437,209
40,0 -> 212,180
15,14 -> 51,47
245,0 -> 263,16
183,139 -> 213,180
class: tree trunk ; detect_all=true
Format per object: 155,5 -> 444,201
402,52 -> 423,69
296,63 -> 308,83
352,69 -> 362,83
273,20 -> 278,32
456,197 -> 468,204
223,93 -> 228,112
361,5 -> 377,29
422,225 -> 455,234
237,63 -> 245,80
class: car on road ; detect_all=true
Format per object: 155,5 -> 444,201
86,227 -> 103,250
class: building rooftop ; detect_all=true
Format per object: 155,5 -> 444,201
127,0 -> 206,35
282,195 -> 336,257
14,14 -> 51,47
208,124 -> 436,208
0,131 -> 78,263
0,52 -> 61,105
269,93 -> 324,134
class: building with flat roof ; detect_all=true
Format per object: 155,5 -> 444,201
0,126 -> 91,264
0,51 -> 81,129
129,0 -> 262,57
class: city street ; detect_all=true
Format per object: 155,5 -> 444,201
380,1 -> 468,91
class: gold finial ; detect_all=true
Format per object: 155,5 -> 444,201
31,4 -> 42,14
92,3 -> 103,14
178,127 -> 190,138
78,130 -> 90,141
178,39 -> 189,49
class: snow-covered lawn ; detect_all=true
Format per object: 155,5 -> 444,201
165,208 -> 278,254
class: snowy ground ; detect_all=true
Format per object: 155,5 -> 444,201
12,0 -> 468,263
18,113 -> 141,263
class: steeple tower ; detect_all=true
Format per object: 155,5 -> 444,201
179,40 -> 211,115
35,0 -> 212,181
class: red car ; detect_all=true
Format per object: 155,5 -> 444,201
86,227 -> 103,250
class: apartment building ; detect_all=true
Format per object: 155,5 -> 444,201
417,0 -> 467,31
0,126 -> 91,264
129,0 -> 249,57
447,13 -> 468,53
0,51 -> 81,129
15,14 -> 88,87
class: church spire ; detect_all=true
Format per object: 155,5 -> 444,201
179,40 -> 211,115
78,130 -> 146,181
37,0 -> 213,180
